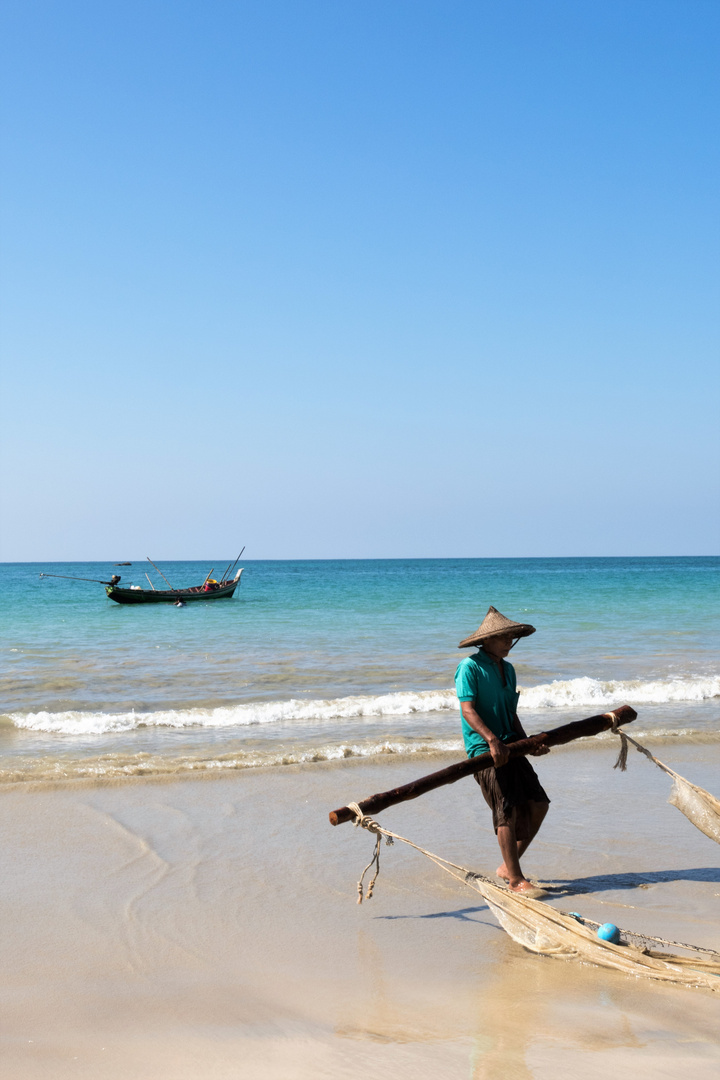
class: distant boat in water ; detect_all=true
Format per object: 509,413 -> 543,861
105,568 -> 244,604
40,549 -> 246,605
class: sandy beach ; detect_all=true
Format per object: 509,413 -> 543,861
2,0 -> 718,1067
2,740 -> 719,1079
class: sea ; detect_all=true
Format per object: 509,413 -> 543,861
1,557 -> 718,786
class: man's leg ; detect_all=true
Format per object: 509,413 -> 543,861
516,800 -> 548,859
497,801 -> 548,885
496,821 -> 524,888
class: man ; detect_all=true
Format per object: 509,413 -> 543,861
455,606 -> 550,896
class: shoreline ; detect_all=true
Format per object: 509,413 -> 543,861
1,725 -> 719,791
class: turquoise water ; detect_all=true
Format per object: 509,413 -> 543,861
1,557 -> 718,782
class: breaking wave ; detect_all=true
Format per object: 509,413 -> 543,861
5,690 -> 457,736
4,675 -> 717,736
519,675 -> 720,709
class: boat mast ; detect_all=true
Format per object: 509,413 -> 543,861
146,557 -> 174,590
222,546 -> 245,582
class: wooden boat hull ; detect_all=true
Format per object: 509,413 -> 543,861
105,570 -> 243,605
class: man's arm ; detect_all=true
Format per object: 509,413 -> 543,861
512,713 -> 528,739
460,701 -> 510,766
512,713 -> 550,756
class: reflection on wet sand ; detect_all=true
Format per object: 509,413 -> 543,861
469,950 -> 539,1079
469,941 -> 648,1077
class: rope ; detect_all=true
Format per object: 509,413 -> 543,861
588,921 -> 720,957
348,802 -> 394,903
347,801 -> 496,902
607,712 -> 630,771
609,719 -> 684,779
346,803 -> 718,959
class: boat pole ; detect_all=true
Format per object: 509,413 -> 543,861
223,547 -> 245,583
39,573 -> 113,585
218,558 -> 234,583
329,705 -> 638,826
146,557 -> 174,590
145,573 -> 156,591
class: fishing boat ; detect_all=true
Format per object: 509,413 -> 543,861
39,549 -> 246,605
105,567 -> 244,605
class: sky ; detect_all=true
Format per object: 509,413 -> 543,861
1,0 -> 718,560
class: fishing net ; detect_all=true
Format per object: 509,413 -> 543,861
612,726 -> 720,845
471,878 -> 720,991
346,806 -> 720,992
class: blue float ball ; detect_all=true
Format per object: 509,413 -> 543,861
597,922 -> 621,944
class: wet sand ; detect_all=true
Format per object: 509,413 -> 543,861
1,742 -> 719,1078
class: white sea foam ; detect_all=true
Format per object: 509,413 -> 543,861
7,676 -> 718,735
0,738 -> 466,785
3,730 -> 719,787
519,675 -> 720,709
7,690 -> 459,736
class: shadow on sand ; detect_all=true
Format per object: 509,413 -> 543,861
376,904 -> 495,924
542,866 -> 720,895
374,866 -> 720,923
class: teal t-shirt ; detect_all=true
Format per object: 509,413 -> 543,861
455,650 -> 520,758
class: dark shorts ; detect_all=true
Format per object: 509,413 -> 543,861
475,756 -> 550,838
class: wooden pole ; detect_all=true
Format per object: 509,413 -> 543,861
146,557 -> 174,590
223,547 -> 245,583
329,704 -> 638,826
39,573 -> 112,585
218,558 -> 234,584
201,568 -> 215,587
145,573 -> 156,591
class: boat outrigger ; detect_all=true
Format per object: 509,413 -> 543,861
40,549 -> 245,605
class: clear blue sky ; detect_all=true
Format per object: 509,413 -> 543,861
1,1 -> 718,560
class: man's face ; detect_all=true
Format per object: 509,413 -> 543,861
483,632 -> 515,659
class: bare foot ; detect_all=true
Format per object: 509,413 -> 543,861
496,864 -> 510,881
507,877 -> 532,892
508,879 -> 547,898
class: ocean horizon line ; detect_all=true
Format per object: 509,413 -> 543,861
3,553 -> 719,565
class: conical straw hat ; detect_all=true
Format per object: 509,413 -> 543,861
458,606 -> 536,649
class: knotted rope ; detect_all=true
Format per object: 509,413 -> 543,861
348,801 -> 394,903
347,800 -> 500,903
607,712 -> 630,770
608,714 -> 680,776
